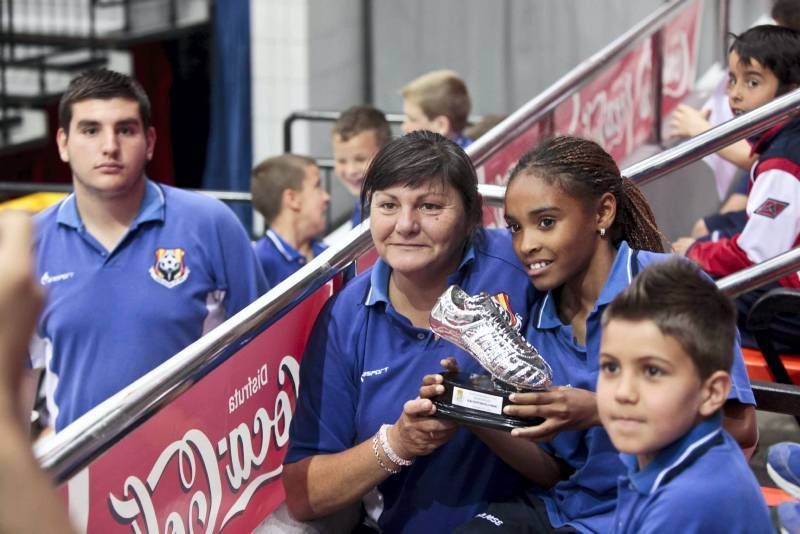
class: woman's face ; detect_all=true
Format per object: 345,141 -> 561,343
504,174 -> 602,292
370,179 -> 469,280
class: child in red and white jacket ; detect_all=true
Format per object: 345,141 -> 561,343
673,25 -> 800,353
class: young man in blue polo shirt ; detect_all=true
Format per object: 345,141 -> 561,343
250,154 -> 330,287
597,259 -> 771,533
30,69 -> 269,431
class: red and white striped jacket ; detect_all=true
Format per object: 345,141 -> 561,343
687,118 -> 800,288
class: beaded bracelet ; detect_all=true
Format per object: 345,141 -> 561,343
379,424 -> 414,467
372,433 -> 400,474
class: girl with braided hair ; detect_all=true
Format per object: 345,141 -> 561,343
446,136 -> 757,533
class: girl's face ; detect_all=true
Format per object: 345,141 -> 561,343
504,174 -> 605,292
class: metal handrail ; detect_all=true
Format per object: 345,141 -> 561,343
624,87 -> 800,185
39,0 -> 799,483
718,247 -> 800,298
0,182 -> 253,203
283,111 -> 405,153
282,110 -> 484,153
464,0 -> 690,166
0,163 -> 339,199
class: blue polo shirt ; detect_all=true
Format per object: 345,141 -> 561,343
454,134 -> 472,149
31,180 -> 269,430
351,199 -> 362,227
253,229 -> 327,287
286,228 -> 538,533
613,414 -> 771,533
527,242 -> 755,533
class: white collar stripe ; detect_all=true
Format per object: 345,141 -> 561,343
266,229 -> 293,261
651,428 -> 722,492
537,292 -> 550,328
625,246 -> 633,282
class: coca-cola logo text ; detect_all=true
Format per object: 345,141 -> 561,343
108,355 -> 300,533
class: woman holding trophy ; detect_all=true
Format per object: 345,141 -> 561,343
282,131 -> 538,532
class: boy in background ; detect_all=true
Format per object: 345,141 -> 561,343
401,69 -> 472,148
597,259 -> 772,533
673,24 -> 800,354
251,154 -> 330,287
671,1 -> 800,240
331,105 -> 391,226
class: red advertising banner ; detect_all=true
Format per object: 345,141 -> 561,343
475,123 -> 545,227
58,282 -> 336,533
473,0 -> 701,226
553,38 -> 655,164
660,0 -> 703,117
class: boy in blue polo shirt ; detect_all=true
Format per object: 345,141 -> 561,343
332,105 -> 392,227
401,69 -> 473,148
251,154 -> 330,286
597,259 -> 771,533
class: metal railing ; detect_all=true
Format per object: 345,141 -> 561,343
37,79 -> 800,481
283,110 -> 403,154
282,111 -> 485,154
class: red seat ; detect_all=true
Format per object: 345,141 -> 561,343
743,347 -> 800,383
762,486 -> 795,507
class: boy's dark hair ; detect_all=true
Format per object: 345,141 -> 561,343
602,258 -> 735,380
58,69 -> 152,132
332,105 -> 392,148
729,25 -> 800,95
251,154 -> 317,224
401,70 -> 471,135
772,0 -> 800,32
509,136 -> 664,253
361,130 -> 483,232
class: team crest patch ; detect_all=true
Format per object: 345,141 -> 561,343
754,198 -> 789,219
149,248 -> 190,288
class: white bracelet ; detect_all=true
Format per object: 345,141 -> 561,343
372,433 -> 399,474
379,424 -> 413,467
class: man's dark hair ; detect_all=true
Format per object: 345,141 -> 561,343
602,258 -> 736,380
729,25 -> 800,95
58,69 -> 152,132
332,105 -> 392,148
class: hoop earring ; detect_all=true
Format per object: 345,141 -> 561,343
599,228 -> 606,237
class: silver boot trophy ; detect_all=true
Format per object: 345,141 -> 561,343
429,285 -> 552,430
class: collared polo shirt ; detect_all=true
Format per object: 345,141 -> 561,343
31,180 -> 268,430
526,242 -> 755,533
613,414 -> 772,533
286,228 -> 538,533
253,229 -> 327,287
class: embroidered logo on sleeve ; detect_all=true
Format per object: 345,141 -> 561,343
754,198 -> 789,219
149,248 -> 190,288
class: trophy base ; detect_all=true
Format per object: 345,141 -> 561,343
432,372 -> 544,432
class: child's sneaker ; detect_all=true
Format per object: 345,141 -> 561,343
778,500 -> 800,534
768,442 -> 800,500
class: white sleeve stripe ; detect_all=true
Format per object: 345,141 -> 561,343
738,169 -> 800,263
